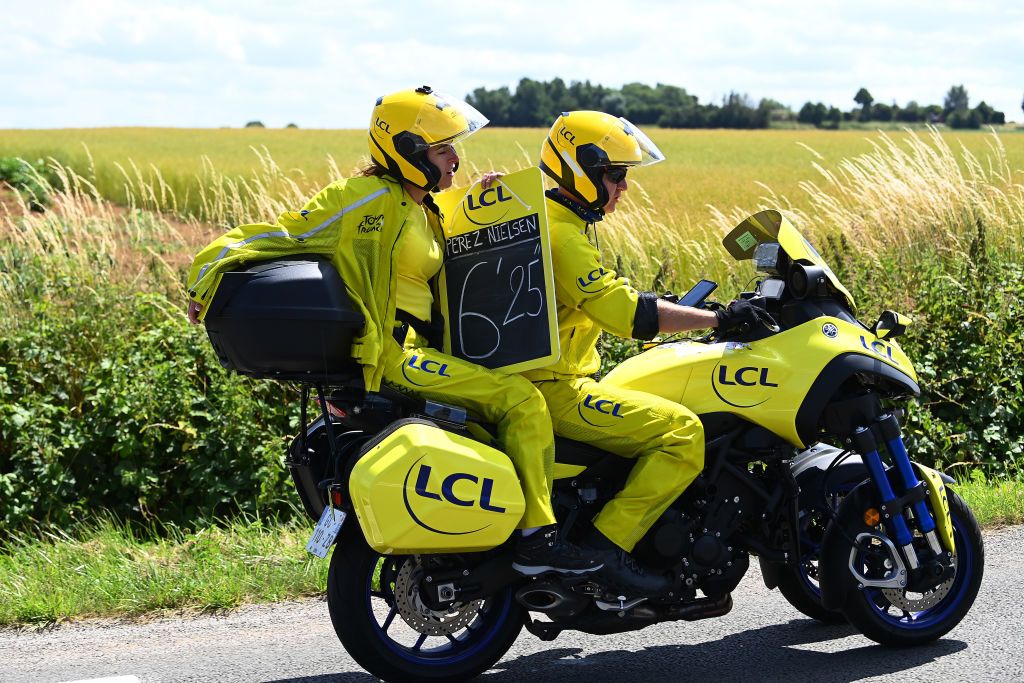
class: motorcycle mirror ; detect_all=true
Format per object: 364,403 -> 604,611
874,310 -> 911,340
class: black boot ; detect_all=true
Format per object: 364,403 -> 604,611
588,529 -> 672,596
512,525 -> 604,576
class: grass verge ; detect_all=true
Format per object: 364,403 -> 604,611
0,515 -> 327,627
1,478 -> 1021,628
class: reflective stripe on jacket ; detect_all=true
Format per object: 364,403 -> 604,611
186,175 -> 440,391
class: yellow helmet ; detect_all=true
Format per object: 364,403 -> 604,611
540,111 -> 665,209
369,86 -> 489,191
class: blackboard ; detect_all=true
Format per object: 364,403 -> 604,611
434,168 -> 559,373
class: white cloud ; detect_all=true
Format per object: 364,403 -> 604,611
1,0 -> 1022,128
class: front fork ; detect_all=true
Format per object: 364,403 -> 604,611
850,413 -> 945,570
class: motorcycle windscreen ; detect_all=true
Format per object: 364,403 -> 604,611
723,209 -> 857,312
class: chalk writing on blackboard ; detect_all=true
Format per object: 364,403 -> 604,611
434,168 -> 559,374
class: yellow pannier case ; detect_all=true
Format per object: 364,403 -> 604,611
349,419 -> 526,554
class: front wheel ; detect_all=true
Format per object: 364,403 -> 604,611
326,525 -> 524,682
834,489 -> 984,646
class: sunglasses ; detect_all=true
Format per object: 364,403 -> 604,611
604,166 -> 629,183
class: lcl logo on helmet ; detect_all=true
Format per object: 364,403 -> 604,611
559,126 -> 576,145
374,117 -> 391,135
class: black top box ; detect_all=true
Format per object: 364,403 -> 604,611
203,257 -> 365,382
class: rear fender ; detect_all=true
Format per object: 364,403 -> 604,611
288,417 -> 368,521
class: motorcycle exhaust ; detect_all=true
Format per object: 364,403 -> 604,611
515,581 -> 590,618
668,593 -> 733,621
523,593 -> 735,641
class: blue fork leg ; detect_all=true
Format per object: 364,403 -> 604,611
877,414 -> 946,557
851,426 -> 914,549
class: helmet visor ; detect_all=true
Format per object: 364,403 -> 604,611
619,117 -> 666,167
425,91 -> 490,145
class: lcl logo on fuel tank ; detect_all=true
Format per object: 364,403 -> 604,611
711,363 -> 780,409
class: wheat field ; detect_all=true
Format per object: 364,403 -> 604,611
2,126 -> 1022,226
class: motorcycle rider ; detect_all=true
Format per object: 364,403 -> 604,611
185,88 -> 602,576
526,110 -> 758,594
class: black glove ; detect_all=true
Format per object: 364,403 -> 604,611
715,299 -> 760,333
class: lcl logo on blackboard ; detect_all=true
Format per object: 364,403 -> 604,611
466,186 -> 512,210
463,184 -> 514,226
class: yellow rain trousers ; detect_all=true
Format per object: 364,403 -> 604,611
524,198 -> 704,551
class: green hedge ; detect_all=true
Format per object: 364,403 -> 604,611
0,157 -> 60,209
2,235 -> 1021,535
870,253 -> 1023,476
0,287 -> 296,532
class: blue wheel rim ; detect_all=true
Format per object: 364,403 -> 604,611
365,556 -> 514,666
861,508 -> 974,630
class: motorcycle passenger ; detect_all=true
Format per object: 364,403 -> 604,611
527,111 -> 758,594
185,87 -> 602,576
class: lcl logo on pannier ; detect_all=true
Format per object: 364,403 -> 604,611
413,464 -> 506,513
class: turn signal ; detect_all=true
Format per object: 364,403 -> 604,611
863,507 -> 881,527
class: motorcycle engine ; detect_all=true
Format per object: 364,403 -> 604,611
687,534 -> 749,598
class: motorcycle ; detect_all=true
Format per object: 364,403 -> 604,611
202,209 -> 983,682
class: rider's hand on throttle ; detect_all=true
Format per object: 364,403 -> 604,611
714,299 -> 759,332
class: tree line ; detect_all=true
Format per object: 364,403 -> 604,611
465,78 -> 1011,130
798,85 -> 1006,130
466,78 -> 775,129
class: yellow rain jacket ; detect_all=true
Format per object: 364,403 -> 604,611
522,194 -> 702,552
523,198 -> 658,381
187,175 -> 437,392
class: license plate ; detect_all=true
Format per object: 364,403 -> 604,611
306,506 -> 346,558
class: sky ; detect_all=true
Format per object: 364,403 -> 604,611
2,0 -> 1022,129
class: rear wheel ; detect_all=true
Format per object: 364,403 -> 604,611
326,525 -> 524,682
836,489 -> 983,646
776,506 -> 846,623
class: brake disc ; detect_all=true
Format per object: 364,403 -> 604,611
880,558 -> 956,611
393,559 -> 484,636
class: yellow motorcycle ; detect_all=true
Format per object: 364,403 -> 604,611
203,209 -> 983,683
